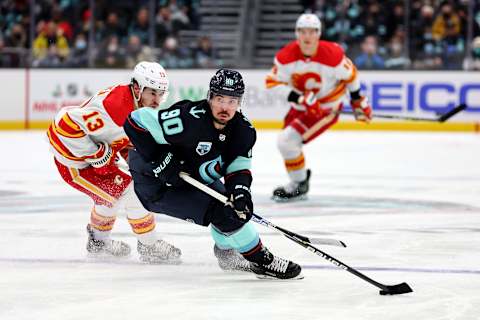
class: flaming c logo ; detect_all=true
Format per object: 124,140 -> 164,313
291,72 -> 322,94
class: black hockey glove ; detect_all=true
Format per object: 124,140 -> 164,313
150,151 -> 185,187
225,185 -> 253,221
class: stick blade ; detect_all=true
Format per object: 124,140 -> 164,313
309,238 -> 347,247
438,104 -> 467,122
379,282 -> 413,295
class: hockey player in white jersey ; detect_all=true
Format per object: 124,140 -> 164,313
47,61 -> 181,263
266,13 -> 372,201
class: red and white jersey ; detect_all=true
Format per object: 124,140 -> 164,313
47,85 -> 135,168
266,40 -> 360,108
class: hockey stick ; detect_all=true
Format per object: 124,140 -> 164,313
343,103 -> 466,122
180,172 -> 412,295
179,172 -> 345,248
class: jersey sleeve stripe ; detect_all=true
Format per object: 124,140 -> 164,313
131,108 -> 168,145
266,75 -> 288,88
226,156 -> 252,174
343,64 -> 358,84
318,82 -> 347,104
54,113 -> 85,138
47,125 -> 85,161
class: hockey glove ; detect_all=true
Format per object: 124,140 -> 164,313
85,142 -> 119,175
288,90 -> 319,111
350,96 -> 372,123
226,185 -> 253,221
150,151 -> 185,187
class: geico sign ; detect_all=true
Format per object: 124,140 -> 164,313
364,82 -> 480,113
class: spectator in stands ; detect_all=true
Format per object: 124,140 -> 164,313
98,12 -> 127,45
66,33 -> 89,67
354,35 -> 385,69
96,35 -> 126,68
0,37 -> 17,67
384,35 -> 411,69
33,21 -> 69,65
412,34 -> 443,70
193,35 -> 221,68
51,6 -> 74,42
125,34 -> 155,68
410,4 -> 436,63
432,1 -> 461,42
158,35 -> 192,68
463,36 -> 480,70
386,2 -> 405,41
156,6 -> 175,45
128,7 -> 150,45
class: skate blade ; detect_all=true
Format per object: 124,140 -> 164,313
254,272 -> 304,280
139,255 -> 182,265
86,251 -> 131,261
219,266 -> 252,273
271,194 -> 308,203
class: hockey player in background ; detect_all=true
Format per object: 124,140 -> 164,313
266,13 -> 372,202
47,61 -> 181,263
124,69 -> 303,280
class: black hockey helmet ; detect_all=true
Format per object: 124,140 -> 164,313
209,68 -> 245,98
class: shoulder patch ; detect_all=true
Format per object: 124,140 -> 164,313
275,41 -> 303,65
312,41 -> 344,67
103,85 -> 135,126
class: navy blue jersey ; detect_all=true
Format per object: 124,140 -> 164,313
124,99 -> 256,186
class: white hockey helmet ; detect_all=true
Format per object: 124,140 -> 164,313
295,13 -> 321,34
131,61 -> 169,102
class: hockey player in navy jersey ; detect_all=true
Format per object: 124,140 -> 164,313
124,69 -> 302,280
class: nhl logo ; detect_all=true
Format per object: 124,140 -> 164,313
196,141 -> 212,156
219,134 -> 226,141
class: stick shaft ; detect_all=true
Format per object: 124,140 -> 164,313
343,103 -> 466,122
179,172 -> 398,292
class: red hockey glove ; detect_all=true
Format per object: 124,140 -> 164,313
298,91 -> 319,110
350,96 -> 372,123
84,142 -> 118,176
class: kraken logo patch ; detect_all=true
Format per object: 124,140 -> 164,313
196,141 -> 212,156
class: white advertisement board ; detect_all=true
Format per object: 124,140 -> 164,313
0,69 -> 479,125
0,69 -> 25,121
28,69 -> 480,123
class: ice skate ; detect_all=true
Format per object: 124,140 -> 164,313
137,239 -> 182,264
214,245 -> 251,272
86,224 -> 131,257
249,246 -> 303,280
272,169 -> 311,202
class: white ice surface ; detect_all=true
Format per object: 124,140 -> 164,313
0,130 -> 479,320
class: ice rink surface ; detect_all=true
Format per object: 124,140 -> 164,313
0,130 -> 479,320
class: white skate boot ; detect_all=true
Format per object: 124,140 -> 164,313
137,240 -> 182,264
213,245 -> 251,272
86,224 -> 131,257
272,169 -> 311,202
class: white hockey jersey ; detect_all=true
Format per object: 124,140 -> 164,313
266,40 -> 361,108
47,85 -> 135,168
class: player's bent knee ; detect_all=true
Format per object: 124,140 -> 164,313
207,202 -> 246,233
277,127 -> 303,157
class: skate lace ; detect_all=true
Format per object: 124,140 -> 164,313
153,240 -> 180,258
105,239 -> 126,254
266,256 -> 289,273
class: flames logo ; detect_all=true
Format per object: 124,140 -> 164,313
291,72 -> 322,94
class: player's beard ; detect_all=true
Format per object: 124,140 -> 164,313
213,112 -> 230,125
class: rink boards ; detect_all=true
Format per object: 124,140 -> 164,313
0,69 -> 479,131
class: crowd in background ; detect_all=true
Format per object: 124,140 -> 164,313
1,0 -> 479,70
302,0 -> 480,70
